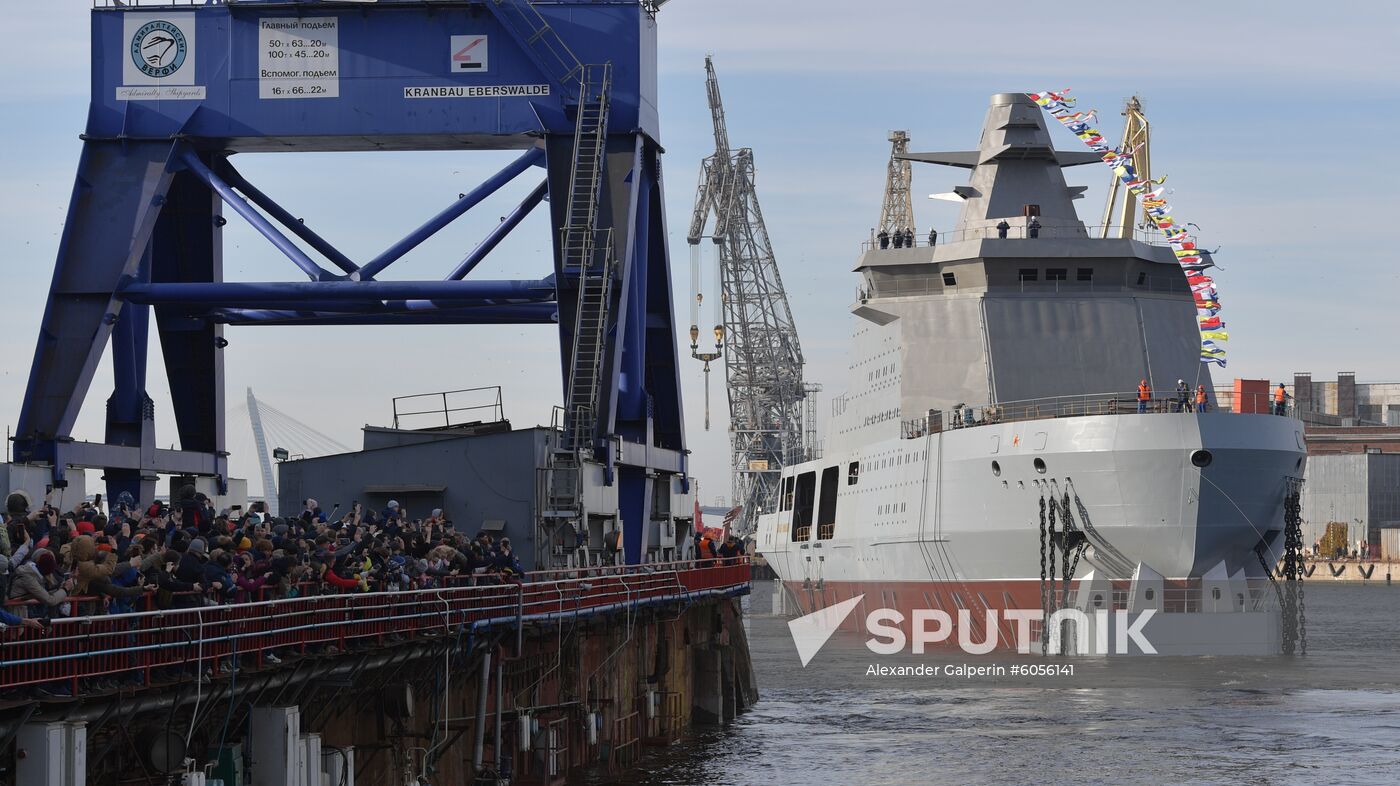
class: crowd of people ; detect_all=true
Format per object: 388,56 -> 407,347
0,487 -> 526,629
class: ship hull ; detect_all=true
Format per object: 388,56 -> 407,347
757,411 -> 1303,654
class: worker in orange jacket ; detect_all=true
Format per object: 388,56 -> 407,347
1274,383 -> 1288,416
1195,384 -> 1210,413
696,532 -> 718,564
1137,379 -> 1151,414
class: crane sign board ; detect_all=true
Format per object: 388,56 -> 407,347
120,13 -> 203,100
451,35 -> 489,72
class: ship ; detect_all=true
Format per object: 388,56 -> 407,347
755,93 -> 1307,655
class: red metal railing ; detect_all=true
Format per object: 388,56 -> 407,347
0,560 -> 750,692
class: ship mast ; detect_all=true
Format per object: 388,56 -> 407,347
687,56 -> 808,536
1100,96 -> 1152,238
878,130 -> 915,237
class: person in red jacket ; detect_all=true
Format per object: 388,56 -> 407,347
318,558 -> 362,592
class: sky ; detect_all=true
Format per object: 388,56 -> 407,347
2,1 -> 1399,503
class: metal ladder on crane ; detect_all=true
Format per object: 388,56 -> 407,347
542,63 -> 615,547
560,63 -> 615,455
484,2 -> 614,559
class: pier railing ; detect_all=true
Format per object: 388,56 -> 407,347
0,560 -> 750,692
900,390 -> 1298,437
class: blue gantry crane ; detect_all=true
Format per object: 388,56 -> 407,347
13,0 -> 687,564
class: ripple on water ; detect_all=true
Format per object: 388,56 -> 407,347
580,583 -> 1400,785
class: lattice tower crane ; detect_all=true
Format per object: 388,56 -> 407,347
686,56 -> 809,537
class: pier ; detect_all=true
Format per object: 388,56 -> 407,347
1,561 -> 754,783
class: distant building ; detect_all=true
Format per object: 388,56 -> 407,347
1299,452 -> 1400,552
1291,372 -> 1400,448
1286,372 -> 1400,550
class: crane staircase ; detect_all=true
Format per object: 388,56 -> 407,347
548,64 -> 616,550
486,1 -> 616,562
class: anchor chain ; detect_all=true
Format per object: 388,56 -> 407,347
1284,482 -> 1307,655
1045,492 -> 1059,653
1067,541 -> 1088,588
1059,492 -> 1073,612
1039,495 -> 1049,651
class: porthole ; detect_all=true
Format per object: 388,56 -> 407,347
991,460 -> 1001,477
1191,449 -> 1213,468
1033,457 -> 1047,474
1145,588 -> 1155,601
1093,594 -> 1104,609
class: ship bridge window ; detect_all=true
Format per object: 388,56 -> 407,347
1077,267 -> 1094,282
942,272 -> 957,286
817,466 -> 839,539
780,476 -> 796,512
1046,268 -> 1067,282
848,461 -> 860,485
1018,269 -> 1038,282
790,471 -> 816,542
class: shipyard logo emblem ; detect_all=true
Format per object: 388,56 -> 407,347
121,14 -> 198,89
131,20 -> 187,78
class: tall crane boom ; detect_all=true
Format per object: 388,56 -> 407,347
1100,96 -> 1152,238
879,130 -> 915,237
687,56 -> 808,537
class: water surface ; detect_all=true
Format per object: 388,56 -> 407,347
593,580 -> 1400,785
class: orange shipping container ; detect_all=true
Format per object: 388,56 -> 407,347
1233,378 -> 1271,415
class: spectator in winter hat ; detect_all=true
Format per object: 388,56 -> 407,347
8,548 -> 70,617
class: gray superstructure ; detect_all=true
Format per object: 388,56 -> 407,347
864,93 -> 1205,413
756,93 -> 1305,655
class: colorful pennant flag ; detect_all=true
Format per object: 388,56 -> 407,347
1029,89 -> 1226,367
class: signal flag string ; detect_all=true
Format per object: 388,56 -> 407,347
1028,89 -> 1226,367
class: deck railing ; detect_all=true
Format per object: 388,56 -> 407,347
863,223 -> 1169,252
900,390 -> 1297,438
0,560 -> 750,692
